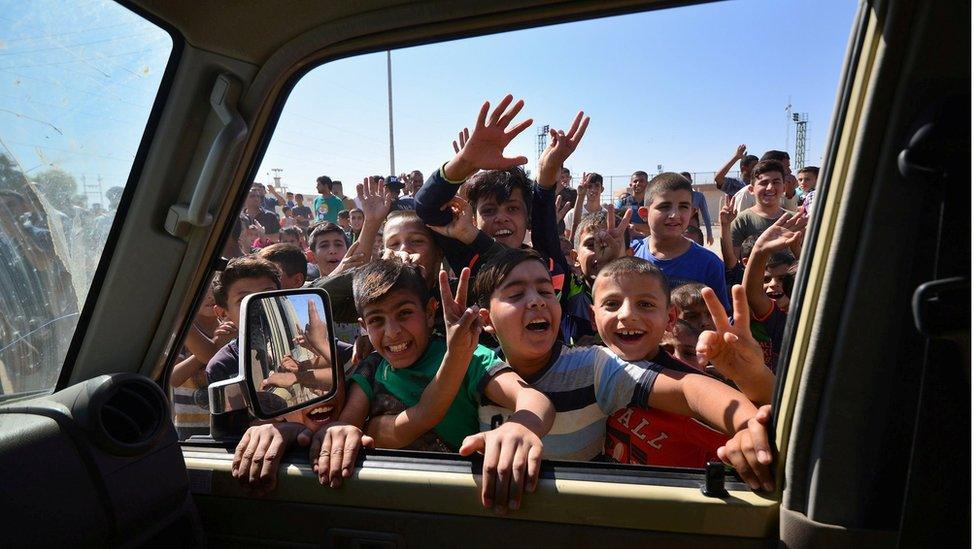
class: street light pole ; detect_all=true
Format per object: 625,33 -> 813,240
387,50 -> 395,176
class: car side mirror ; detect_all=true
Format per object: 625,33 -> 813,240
239,288 -> 342,420
207,288 -> 356,438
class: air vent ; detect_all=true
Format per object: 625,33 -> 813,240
93,376 -> 166,454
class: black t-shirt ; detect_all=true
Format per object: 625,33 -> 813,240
240,208 -> 280,235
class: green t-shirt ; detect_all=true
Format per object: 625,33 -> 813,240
313,194 -> 344,223
730,208 -> 784,248
349,338 -> 508,451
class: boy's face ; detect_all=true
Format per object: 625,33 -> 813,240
483,260 -> 560,365
350,211 -> 364,230
270,261 -> 304,290
474,188 -> 528,249
764,263 -> 794,310
575,227 -> 626,283
312,232 -> 348,276
663,321 -> 700,370
214,276 -> 279,325
797,172 -> 817,192
338,216 -> 350,229
742,160 -> 758,181
591,272 -> 674,362
295,194 -> 304,205
676,301 -> 715,333
583,179 -> 603,200
383,217 -> 442,287
750,171 -> 784,207
317,180 -> 332,195
280,378 -> 345,430
646,189 -> 693,240
332,183 -> 344,197
630,174 -> 648,196
359,290 -> 436,369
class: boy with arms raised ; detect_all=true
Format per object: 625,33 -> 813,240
729,160 -> 802,262
631,172 -> 731,310
311,261 -> 555,512
472,249 -> 773,489
415,94 -> 587,297
743,212 -> 806,371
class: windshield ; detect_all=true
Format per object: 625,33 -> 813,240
0,1 -> 173,395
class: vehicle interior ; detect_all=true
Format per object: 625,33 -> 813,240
0,0 -> 968,547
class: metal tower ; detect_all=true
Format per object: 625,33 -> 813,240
271,168 -> 284,193
792,112 -> 808,169
536,124 -> 550,165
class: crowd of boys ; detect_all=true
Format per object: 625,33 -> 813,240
171,94 -> 820,513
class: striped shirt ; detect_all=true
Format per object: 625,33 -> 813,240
479,344 -> 658,461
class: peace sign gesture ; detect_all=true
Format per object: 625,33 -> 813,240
444,95 -> 534,181
439,267 -> 482,358
719,194 -> 737,227
695,285 -> 769,400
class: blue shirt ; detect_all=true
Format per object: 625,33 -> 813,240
720,177 -> 746,196
615,194 -> 647,226
631,238 -> 731,311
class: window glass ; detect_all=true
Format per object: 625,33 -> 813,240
0,2 -> 172,395
177,0 -> 856,474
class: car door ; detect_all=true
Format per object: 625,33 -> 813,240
0,0 -> 966,547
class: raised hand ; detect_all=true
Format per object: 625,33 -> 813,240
452,127 -> 470,154
357,176 -> 393,225
440,267 -> 481,358
555,195 -> 572,221
426,196 -> 479,244
443,94 -> 534,181
753,212 -> 807,255
331,240 -> 368,276
213,320 -> 238,345
696,285 -> 766,382
537,110 -> 591,188
293,299 -> 331,358
735,144 -> 748,159
719,195 -> 737,226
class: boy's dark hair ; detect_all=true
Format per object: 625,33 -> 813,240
308,221 -> 348,247
295,193 -> 304,200
631,170 -> 648,179
353,259 -> 428,315
740,154 -> 759,169
474,248 -> 548,308
338,209 -> 350,219
751,160 -> 786,181
671,282 -> 707,311
330,180 -> 343,190
212,256 -> 281,308
467,167 -> 534,221
679,171 -> 693,183
350,208 -> 363,215
280,226 -> 302,240
644,172 -> 693,207
258,243 -> 308,277
740,235 -> 758,260
316,175 -> 333,186
596,256 -> 670,305
760,150 -> 790,164
797,166 -> 820,177
282,206 -> 292,213
573,210 -> 631,250
767,250 -> 797,270
584,172 -> 604,187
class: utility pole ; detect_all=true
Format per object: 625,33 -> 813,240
785,96 -> 792,152
387,50 -> 395,176
792,112 -> 808,169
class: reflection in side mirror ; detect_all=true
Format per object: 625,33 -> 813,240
241,289 -> 340,420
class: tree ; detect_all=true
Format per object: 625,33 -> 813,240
33,168 -> 80,206
0,153 -> 28,192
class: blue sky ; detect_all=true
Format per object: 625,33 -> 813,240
0,0 -> 858,205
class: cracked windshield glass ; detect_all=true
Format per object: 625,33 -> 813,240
0,2 -> 172,395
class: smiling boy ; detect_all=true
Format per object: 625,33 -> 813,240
729,159 -> 802,261
631,172 -> 730,310
311,260 -> 555,512
472,249 -> 773,488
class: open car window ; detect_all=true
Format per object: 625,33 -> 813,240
172,0 -> 857,474
0,1 -> 173,396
